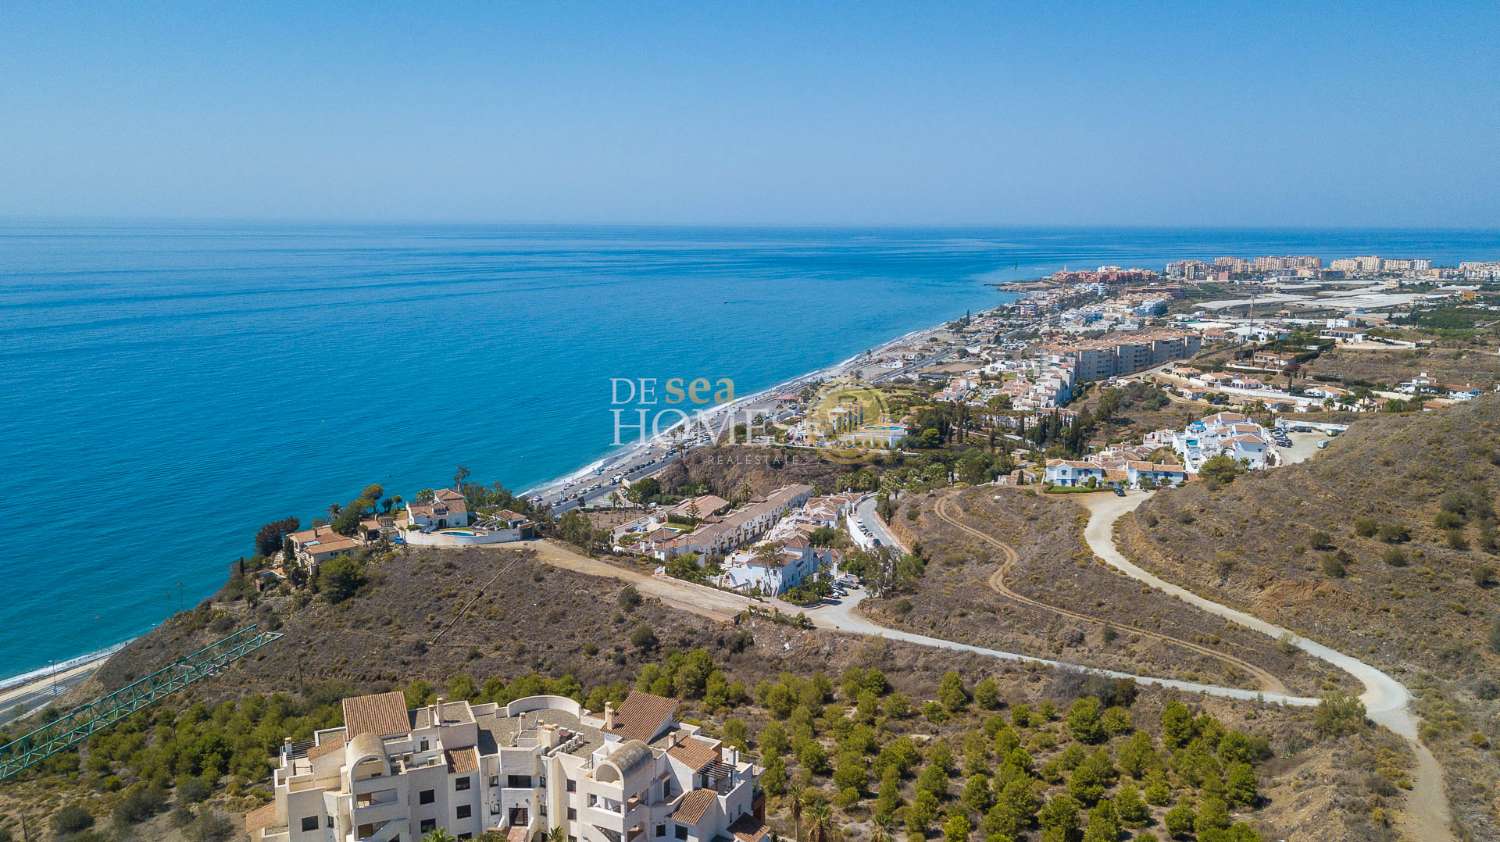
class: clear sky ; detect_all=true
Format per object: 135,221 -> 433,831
3,2 -> 1497,227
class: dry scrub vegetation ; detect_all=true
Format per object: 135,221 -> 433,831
869,487 -> 1350,697
1124,393 -> 1500,839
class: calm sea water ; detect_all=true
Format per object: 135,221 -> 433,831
1,224 -> 1495,680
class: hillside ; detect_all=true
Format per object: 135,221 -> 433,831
4,540 -> 1411,841
653,443 -> 871,499
1303,346 -> 1500,391
1122,393 -> 1500,839
868,486 -> 1351,696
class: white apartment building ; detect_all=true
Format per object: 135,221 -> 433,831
247,690 -> 765,842
1169,411 -> 1273,472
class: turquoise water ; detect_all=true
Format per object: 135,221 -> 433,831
0,223 -> 1495,679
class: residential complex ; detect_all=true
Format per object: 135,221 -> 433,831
247,690 -> 764,842
1046,330 -> 1203,382
1161,412 -> 1274,473
656,484 -> 813,560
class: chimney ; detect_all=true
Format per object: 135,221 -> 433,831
434,695 -> 446,725
604,701 -> 615,730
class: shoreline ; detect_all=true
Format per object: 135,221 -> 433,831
0,307 -> 986,694
519,318 -> 957,502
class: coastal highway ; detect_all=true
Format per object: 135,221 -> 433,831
0,660 -> 101,726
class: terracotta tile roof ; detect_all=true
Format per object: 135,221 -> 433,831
609,691 -> 678,743
342,691 -> 411,738
243,802 -> 280,836
671,788 -> 719,824
667,736 -> 720,772
445,746 -> 480,774
307,732 -> 346,760
727,815 -> 771,842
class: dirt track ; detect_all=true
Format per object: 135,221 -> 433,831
1078,491 -> 1455,842
931,493 -> 1289,695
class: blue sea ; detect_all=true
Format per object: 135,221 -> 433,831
1,223 -> 1495,681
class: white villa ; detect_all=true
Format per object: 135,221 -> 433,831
407,488 -> 470,530
288,525 -> 361,568
1167,411 -> 1273,472
718,537 -> 841,596
1043,441 -> 1190,489
247,690 -> 765,842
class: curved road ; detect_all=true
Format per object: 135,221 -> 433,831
1078,491 -> 1453,842
930,493 -> 1287,695
530,485 -> 1453,840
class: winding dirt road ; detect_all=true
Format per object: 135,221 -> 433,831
1079,491 -> 1453,842
528,486 -> 1454,841
931,493 -> 1288,695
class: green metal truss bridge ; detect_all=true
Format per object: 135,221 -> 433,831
0,624 -> 283,781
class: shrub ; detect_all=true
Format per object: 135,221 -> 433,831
1321,553 -> 1347,578
1383,547 -> 1409,567
52,806 -> 94,836
1447,529 -> 1470,550
617,585 -> 642,610
1066,697 -> 1105,744
316,556 -> 367,603
1315,692 -> 1367,737
1309,531 -> 1334,551
973,676 -> 1002,710
1475,564 -> 1496,588
188,811 -> 235,842
1353,517 -> 1379,538
1378,523 -> 1410,544
1163,800 -> 1196,837
1434,510 -> 1464,530
629,623 -> 657,650
113,784 -> 168,823
938,671 -> 969,712
177,776 -> 211,804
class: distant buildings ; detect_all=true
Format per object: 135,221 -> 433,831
248,689 -> 764,842
1048,330 -> 1203,382
1047,266 -> 1159,285
1460,261 -> 1500,281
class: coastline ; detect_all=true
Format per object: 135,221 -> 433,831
0,311 -> 977,696
519,317 -> 957,502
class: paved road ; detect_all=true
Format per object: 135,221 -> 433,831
1077,491 -> 1454,842
0,661 -> 101,726
852,495 -> 908,553
524,541 -> 1318,705
931,492 -> 1287,695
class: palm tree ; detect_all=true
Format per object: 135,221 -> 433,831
805,797 -> 834,842
544,827 -> 566,842
787,781 -> 805,842
422,830 -> 458,842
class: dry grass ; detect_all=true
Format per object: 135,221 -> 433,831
1126,393 -> 1500,839
1303,347 -> 1500,390
867,487 -> 1351,696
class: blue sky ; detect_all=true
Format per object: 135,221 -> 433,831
2,2 -> 1497,226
